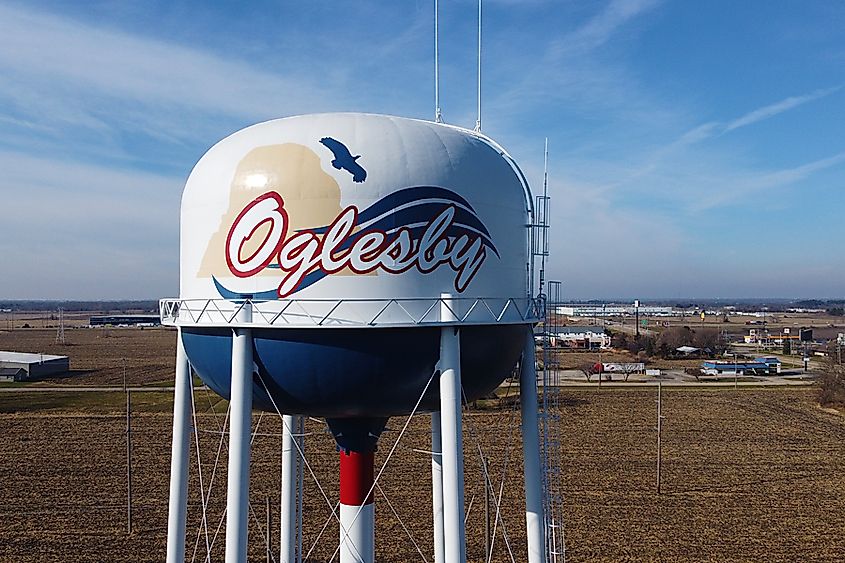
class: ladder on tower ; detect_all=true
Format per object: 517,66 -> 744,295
530,139 -> 565,562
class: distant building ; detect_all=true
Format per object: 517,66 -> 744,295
744,328 -> 812,346
89,314 -> 161,327
555,305 -> 677,317
753,357 -> 782,374
552,326 -> 611,350
701,359 -> 779,376
600,362 -> 645,373
0,351 -> 69,381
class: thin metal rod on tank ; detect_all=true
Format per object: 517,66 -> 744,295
166,332 -> 192,563
225,304 -> 254,563
475,0 -> 482,132
520,330 -> 546,563
439,293 -> 466,563
431,412 -> 445,563
280,414 -> 298,563
434,0 -> 442,123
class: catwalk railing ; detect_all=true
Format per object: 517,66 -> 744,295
160,296 -> 540,328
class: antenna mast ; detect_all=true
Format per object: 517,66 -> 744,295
475,0 -> 482,131
434,0 -> 443,123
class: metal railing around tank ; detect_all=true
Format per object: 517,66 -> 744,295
159,296 -> 541,328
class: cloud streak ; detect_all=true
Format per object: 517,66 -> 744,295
551,0 -> 662,56
724,86 -> 841,132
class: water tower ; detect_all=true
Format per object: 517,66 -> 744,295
161,113 -> 545,563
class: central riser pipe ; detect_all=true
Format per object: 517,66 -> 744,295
339,450 -> 375,563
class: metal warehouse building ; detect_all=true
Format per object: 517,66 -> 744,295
0,351 -> 70,381
89,314 -> 161,327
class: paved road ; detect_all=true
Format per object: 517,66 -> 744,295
537,368 -> 817,387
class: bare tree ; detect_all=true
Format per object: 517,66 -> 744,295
620,363 -> 639,382
578,361 -> 597,382
684,367 -> 703,382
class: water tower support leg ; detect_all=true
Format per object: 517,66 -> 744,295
166,331 -> 191,563
339,450 -> 375,563
225,325 -> 254,563
280,414 -> 298,563
431,412 -> 445,563
520,330 -> 546,563
439,323 -> 466,563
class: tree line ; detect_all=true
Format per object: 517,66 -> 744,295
611,326 -> 726,360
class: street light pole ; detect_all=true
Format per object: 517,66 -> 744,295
634,300 -> 640,338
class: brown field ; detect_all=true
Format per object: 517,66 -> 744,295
0,387 -> 842,562
0,327 -> 176,386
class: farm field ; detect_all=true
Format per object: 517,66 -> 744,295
0,328 -> 176,386
0,387 -> 842,562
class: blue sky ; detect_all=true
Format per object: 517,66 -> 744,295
0,0 -> 842,300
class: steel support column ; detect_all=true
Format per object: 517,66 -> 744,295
520,329 -> 546,563
165,331 -> 191,563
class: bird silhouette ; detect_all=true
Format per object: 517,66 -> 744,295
319,137 -> 367,183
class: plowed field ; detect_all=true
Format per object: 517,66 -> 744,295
0,387 -> 842,562
0,328 -> 176,386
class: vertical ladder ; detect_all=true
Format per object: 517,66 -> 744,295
529,138 -> 565,562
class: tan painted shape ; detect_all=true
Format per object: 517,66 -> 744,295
197,143 -> 342,278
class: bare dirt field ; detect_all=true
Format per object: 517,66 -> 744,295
0,328 -> 176,386
0,387 -> 842,562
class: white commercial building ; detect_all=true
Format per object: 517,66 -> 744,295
552,326 -> 611,350
0,351 -> 70,381
555,305 -> 678,317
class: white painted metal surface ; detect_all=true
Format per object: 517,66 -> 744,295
339,503 -> 374,563
179,113 -> 530,304
165,333 -> 191,563
225,306 -> 254,563
438,295 -> 466,563
280,414 -> 299,563
431,412 -> 445,563
160,296 -> 538,328
520,331 -> 546,563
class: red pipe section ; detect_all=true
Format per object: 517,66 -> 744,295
339,450 -> 375,506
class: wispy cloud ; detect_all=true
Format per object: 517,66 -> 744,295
674,86 -> 842,146
0,3 -> 339,150
551,0 -> 662,56
692,149 -> 845,210
725,86 -> 841,131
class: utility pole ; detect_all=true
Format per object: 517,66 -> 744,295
733,352 -> 738,390
635,300 -> 640,337
266,496 -> 272,563
124,361 -> 133,534
656,381 -> 664,495
483,456 -> 491,562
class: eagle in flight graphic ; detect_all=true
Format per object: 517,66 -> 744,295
319,137 -> 367,183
